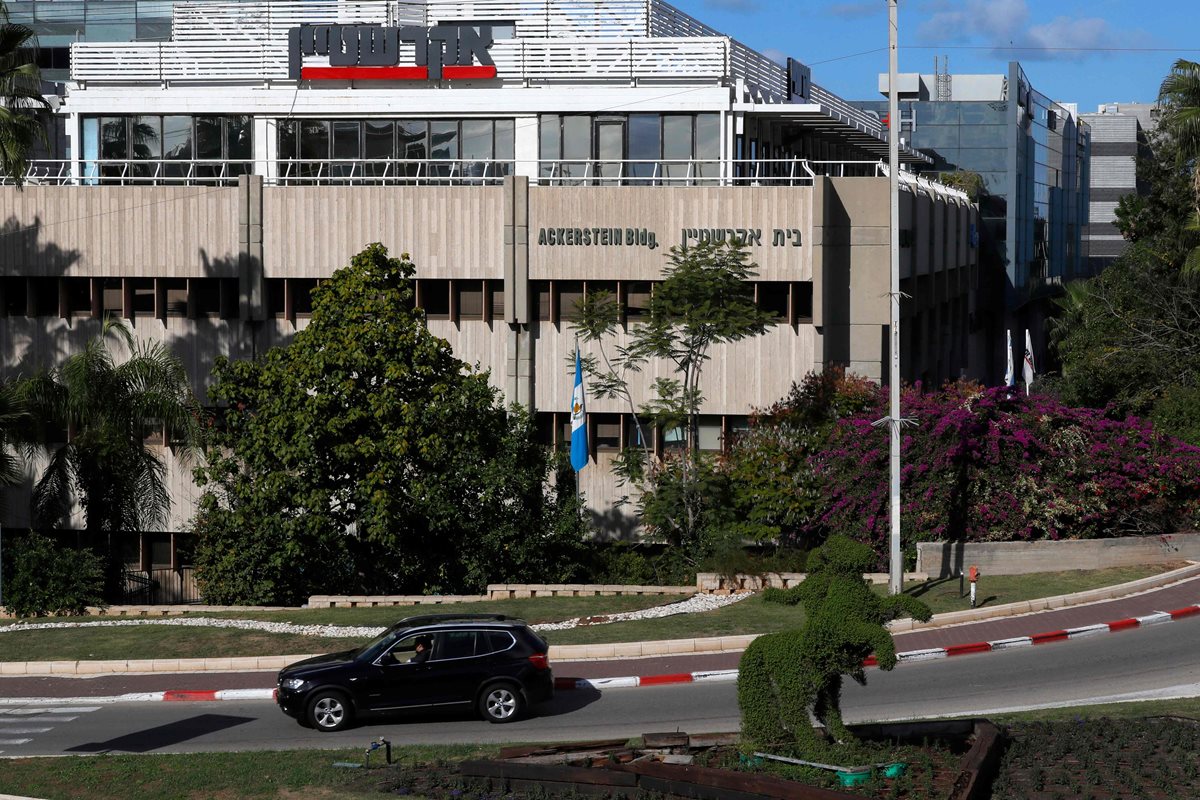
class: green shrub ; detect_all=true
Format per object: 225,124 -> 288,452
3,533 -> 106,617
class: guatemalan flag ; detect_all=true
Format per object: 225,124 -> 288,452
570,347 -> 588,472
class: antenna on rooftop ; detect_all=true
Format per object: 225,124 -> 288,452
935,55 -> 951,102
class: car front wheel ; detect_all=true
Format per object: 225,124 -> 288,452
306,690 -> 353,732
479,682 -> 525,723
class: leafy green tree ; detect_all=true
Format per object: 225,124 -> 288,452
572,241 -> 773,556
935,170 -> 985,202
0,381 -> 31,493
1114,131 -> 1199,268
1156,58 -> 1200,273
0,3 -> 49,182
20,319 -> 202,538
721,368 -> 878,545
2,532 -> 105,617
193,243 -> 587,604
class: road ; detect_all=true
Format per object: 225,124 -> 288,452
3,617 -> 1198,757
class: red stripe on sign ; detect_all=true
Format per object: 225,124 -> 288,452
862,655 -> 878,667
945,642 -> 992,656
163,690 -> 217,702
1168,606 -> 1200,619
1107,618 -> 1140,631
638,673 -> 694,686
443,65 -> 497,79
1031,630 -> 1069,644
554,677 -> 580,690
301,66 -> 429,80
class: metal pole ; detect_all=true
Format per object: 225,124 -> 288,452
887,0 -> 903,595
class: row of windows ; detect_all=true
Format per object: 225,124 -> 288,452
539,113 -> 720,182
0,277 -> 813,328
81,115 -> 254,183
536,412 -> 750,457
528,280 -> 813,327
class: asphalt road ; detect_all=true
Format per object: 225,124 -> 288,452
3,617 -> 1198,757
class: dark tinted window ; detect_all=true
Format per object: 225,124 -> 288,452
483,630 -> 515,654
434,630 -> 478,660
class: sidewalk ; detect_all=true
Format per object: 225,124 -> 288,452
2,570 -> 1198,701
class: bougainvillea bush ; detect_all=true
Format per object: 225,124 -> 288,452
813,382 -> 1200,553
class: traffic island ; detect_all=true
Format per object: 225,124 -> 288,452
456,721 -> 1004,799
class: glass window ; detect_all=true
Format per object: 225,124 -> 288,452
397,120 -> 427,178
484,630 -> 514,654
624,281 -> 652,320
196,117 -> 223,159
162,116 -> 192,160
757,282 -> 788,322
100,117 -> 127,160
129,115 -> 161,159
696,113 -> 720,179
162,278 -> 187,317
266,279 -> 285,318
661,115 -> 692,182
64,278 -> 91,316
433,631 -> 477,660
226,115 -> 252,164
628,113 -> 661,183
191,279 -> 220,316
291,279 -> 317,317
561,115 -> 591,183
539,114 -> 561,180
430,121 -> 458,179
299,120 -> 330,179
364,120 -> 393,178
332,120 -> 360,179
490,282 -> 505,319
494,119 -> 514,174
130,278 -> 154,317
461,119 -> 493,178
101,278 -> 123,317
457,281 -> 484,320
556,281 -> 584,321
594,414 -> 620,451
420,280 -> 450,319
698,417 -> 722,451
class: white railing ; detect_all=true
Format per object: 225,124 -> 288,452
425,0 -> 651,38
810,83 -> 885,134
171,0 -> 400,43
72,36 -> 727,84
728,38 -> 788,101
3,158 -> 904,187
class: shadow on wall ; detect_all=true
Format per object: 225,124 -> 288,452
0,215 -> 83,372
820,185 -> 852,371
937,539 -> 966,580
588,503 -> 641,542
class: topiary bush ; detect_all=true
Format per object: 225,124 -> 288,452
3,533 -> 106,618
737,535 -> 930,753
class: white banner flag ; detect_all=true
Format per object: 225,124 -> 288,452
1022,329 -> 1035,395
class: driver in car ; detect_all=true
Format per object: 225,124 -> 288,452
408,635 -> 432,664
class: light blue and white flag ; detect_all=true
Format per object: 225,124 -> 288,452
1022,329 -> 1035,395
570,347 -> 588,472
1003,329 -> 1014,389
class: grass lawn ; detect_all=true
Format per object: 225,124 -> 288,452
0,744 -> 500,800
0,564 -> 1179,661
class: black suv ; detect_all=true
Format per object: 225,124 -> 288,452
275,614 -> 554,732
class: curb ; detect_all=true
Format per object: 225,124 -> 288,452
6,604 -> 1198,705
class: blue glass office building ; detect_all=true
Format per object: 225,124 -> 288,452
856,62 -> 1089,376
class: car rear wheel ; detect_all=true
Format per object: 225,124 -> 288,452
479,682 -> 525,723
307,690 -> 353,732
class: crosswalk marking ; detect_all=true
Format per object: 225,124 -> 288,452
0,739 -> 32,745
0,727 -> 52,734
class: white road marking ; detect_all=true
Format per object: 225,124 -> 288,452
0,727 -> 52,734
0,738 -> 32,745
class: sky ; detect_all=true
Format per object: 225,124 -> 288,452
668,0 -> 1200,113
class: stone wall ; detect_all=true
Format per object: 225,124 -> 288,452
915,533 -> 1200,577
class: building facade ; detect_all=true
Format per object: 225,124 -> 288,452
0,0 -> 979,550
1079,102 -> 1158,273
855,63 -> 1090,381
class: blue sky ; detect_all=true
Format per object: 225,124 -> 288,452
669,0 -> 1200,113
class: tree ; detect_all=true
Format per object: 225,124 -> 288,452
737,535 -> 930,751
572,240 -> 773,556
192,243 -> 587,604
935,169 -> 985,202
0,381 -> 31,493
20,318 -> 202,537
721,368 -> 878,546
1157,58 -> 1200,273
1114,130 -> 1199,268
0,3 -> 50,183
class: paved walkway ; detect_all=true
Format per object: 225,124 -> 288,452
2,574 -> 1198,699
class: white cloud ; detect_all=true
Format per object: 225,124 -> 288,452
914,0 -> 1136,61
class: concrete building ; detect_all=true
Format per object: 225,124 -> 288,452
854,63 -> 1090,382
1080,102 -> 1159,272
0,1 -> 979,565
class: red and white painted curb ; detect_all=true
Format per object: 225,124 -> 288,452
863,604 -> 1200,667
4,604 -> 1197,704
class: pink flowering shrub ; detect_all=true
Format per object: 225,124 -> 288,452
813,382 -> 1200,553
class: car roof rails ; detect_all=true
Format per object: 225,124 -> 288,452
394,613 -> 519,628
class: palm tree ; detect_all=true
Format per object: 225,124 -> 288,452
0,2 -> 50,183
20,318 -> 203,537
0,381 -> 32,491
1158,58 -> 1200,273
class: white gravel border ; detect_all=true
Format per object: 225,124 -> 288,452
0,591 -> 753,638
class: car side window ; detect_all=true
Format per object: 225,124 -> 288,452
382,635 -> 423,664
432,631 -> 478,661
483,630 -> 515,655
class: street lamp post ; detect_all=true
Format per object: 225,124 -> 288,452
887,0 -> 903,595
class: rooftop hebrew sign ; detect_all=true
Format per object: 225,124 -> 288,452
288,24 -> 496,81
